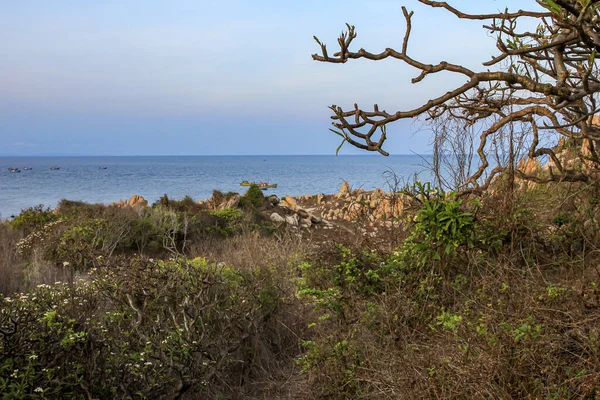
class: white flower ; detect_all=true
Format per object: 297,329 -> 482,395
34,387 -> 44,393
63,261 -> 70,267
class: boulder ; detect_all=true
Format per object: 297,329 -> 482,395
518,158 -> 541,175
285,215 -> 299,226
374,188 -> 386,199
316,193 -> 325,204
297,209 -> 310,219
270,213 -> 286,223
267,195 -> 280,206
282,195 -> 298,210
219,194 -> 240,210
129,195 -> 148,208
337,181 -> 351,197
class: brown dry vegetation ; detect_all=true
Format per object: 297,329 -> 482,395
2,178 -> 600,398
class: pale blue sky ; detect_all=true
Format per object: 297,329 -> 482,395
0,0 -> 540,156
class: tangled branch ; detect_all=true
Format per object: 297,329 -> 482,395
313,0 -> 600,191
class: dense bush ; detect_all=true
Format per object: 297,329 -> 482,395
4,181 -> 600,399
240,184 -> 265,209
153,194 -> 204,214
9,205 -> 58,234
296,185 -> 600,399
0,257 -> 299,398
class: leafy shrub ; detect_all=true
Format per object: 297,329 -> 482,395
240,184 -> 265,209
297,246 -> 390,396
56,199 -> 106,218
152,194 -> 203,214
54,219 -> 106,269
9,205 -> 58,233
0,257 -> 294,398
209,208 -> 243,221
408,183 -> 476,266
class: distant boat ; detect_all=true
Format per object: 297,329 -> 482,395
258,182 -> 277,190
50,167 -> 60,170
240,180 -> 277,189
99,166 -> 107,170
8,167 -> 20,173
22,167 -> 32,170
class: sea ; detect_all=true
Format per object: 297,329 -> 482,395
0,155 -> 433,219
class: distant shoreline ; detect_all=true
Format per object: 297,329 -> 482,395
0,153 -> 433,158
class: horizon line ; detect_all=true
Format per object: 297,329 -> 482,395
0,153 -> 433,157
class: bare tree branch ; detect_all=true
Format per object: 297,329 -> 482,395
313,0 -> 600,191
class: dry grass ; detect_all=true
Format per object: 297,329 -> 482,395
0,222 -> 23,294
0,223 -> 72,295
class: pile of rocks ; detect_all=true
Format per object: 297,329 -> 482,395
270,195 -> 331,229
285,183 -> 413,223
198,193 -> 241,210
104,182 -> 412,231
109,194 -> 148,209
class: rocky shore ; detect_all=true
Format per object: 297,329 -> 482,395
103,181 -> 415,232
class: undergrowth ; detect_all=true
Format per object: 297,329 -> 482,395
2,180 -> 600,398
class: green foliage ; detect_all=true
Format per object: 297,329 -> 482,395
55,219 -> 105,269
552,212 -> 571,227
152,194 -> 203,214
9,205 -> 58,233
0,257 -> 287,398
435,310 -> 463,333
297,337 -> 364,397
241,184 -> 265,209
297,247 -> 391,396
412,183 -> 475,259
209,208 -> 243,221
398,182 -> 477,270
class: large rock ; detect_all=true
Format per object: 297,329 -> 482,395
337,181 -> 351,197
110,195 -> 148,209
219,194 -> 240,210
285,215 -> 299,226
267,195 -> 280,206
270,213 -> 286,223
373,188 -> 386,199
297,208 -> 310,219
282,195 -> 298,210
129,195 -> 148,208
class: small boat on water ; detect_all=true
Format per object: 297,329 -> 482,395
99,166 -> 107,170
240,180 -> 278,189
22,167 -> 32,171
50,166 -> 60,170
8,167 -> 21,173
258,182 -> 277,190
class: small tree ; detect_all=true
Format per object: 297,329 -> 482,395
313,0 -> 600,192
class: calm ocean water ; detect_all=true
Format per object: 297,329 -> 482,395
0,155 -> 433,218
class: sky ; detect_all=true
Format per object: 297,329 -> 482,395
0,0 -> 542,156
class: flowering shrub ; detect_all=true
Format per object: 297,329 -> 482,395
9,205 -> 58,233
0,257 -> 291,398
14,219 -> 65,258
